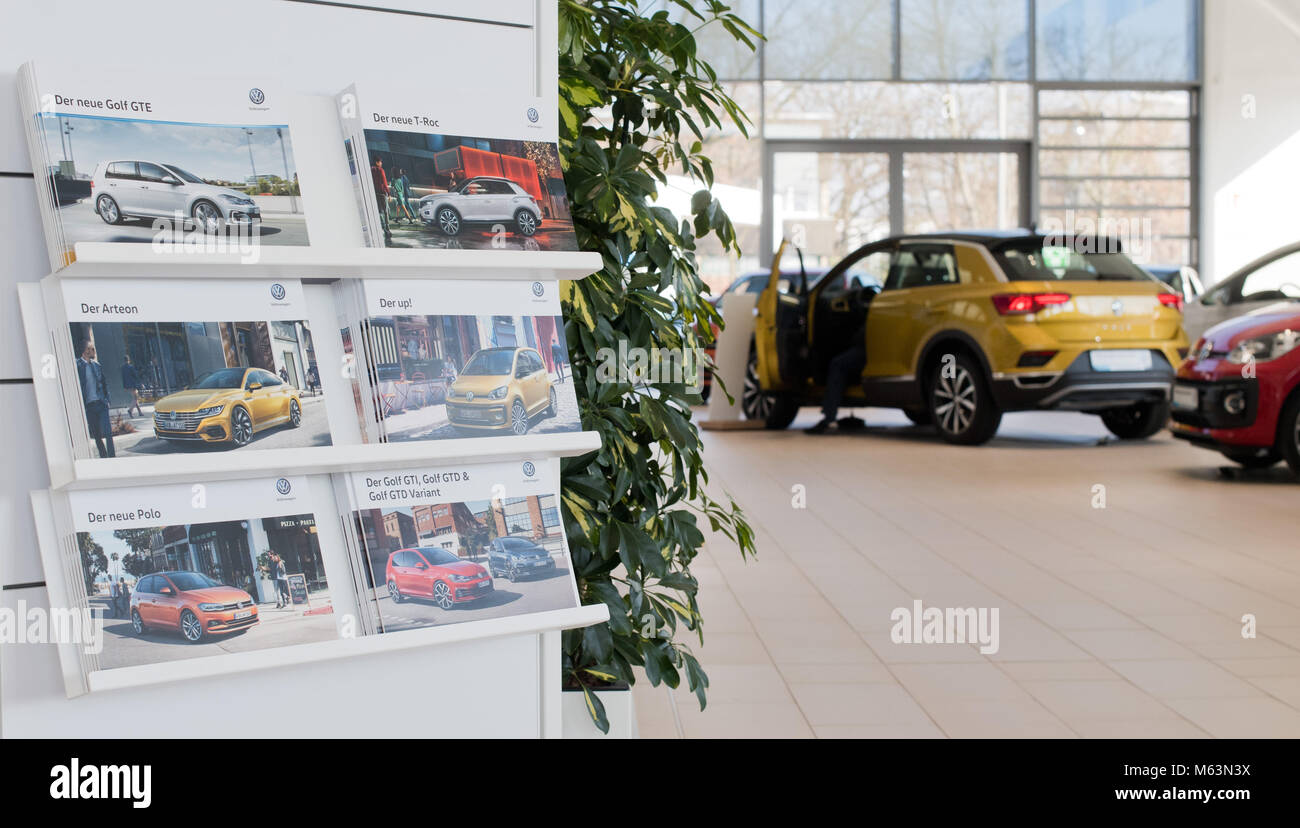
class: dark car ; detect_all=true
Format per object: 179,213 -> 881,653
487,536 -> 556,581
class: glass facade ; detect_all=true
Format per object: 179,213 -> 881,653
659,0 -> 1200,288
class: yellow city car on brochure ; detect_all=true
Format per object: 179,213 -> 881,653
153,366 -> 302,447
748,232 -> 1190,444
445,346 -> 557,435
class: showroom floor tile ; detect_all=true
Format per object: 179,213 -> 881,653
634,408 -> 1300,738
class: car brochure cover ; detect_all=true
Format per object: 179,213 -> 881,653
49,476 -> 340,689
341,278 -> 580,443
49,278 -> 334,461
338,457 -> 580,635
18,61 -> 311,270
336,83 -> 576,251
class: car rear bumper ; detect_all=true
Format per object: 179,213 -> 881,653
990,351 -> 1175,411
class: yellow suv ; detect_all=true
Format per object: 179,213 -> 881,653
749,232 -> 1189,444
446,346 -> 556,435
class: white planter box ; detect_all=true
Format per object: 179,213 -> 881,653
562,687 -> 638,739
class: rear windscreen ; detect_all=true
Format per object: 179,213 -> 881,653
996,244 -> 1155,282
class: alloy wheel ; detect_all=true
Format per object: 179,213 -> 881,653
433,581 -> 453,610
97,196 -> 119,224
742,351 -> 774,421
933,365 -> 977,435
290,399 -> 301,426
231,408 -> 253,445
438,208 -> 460,235
517,211 -> 537,235
193,201 -> 221,234
131,609 -> 143,634
180,611 -> 202,642
510,400 -> 529,435
387,579 -> 402,603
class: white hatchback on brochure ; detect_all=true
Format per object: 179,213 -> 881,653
417,176 -> 542,237
90,160 -> 262,233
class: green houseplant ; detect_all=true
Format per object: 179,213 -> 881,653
556,0 -> 761,732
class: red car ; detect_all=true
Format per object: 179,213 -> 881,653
1170,303 -> 1300,473
385,546 -> 493,609
130,570 -> 259,643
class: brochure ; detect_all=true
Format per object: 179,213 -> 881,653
52,476 -> 340,684
18,61 -> 311,270
337,83 -> 576,251
338,457 -> 580,635
47,278 -> 333,461
336,278 -> 580,443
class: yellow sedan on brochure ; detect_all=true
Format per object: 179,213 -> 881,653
153,366 -> 302,447
747,232 -> 1190,444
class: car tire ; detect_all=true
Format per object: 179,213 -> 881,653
903,407 -> 932,426
433,581 -> 454,610
1220,448 -> 1281,470
545,387 -> 557,418
96,195 -> 123,225
1278,392 -> 1300,476
1100,400 -> 1169,440
515,209 -> 538,237
509,399 -> 530,435
387,579 -> 405,603
928,352 -> 1001,445
435,206 -> 462,236
289,399 -> 302,428
191,199 -> 224,235
130,608 -> 144,634
509,564 -> 520,582
230,406 -> 253,447
179,610 -> 204,643
742,348 -> 799,429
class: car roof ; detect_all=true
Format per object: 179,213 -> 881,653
466,176 -> 513,183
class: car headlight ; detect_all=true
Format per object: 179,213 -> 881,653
446,388 -> 460,399
198,603 -> 224,611
1226,329 -> 1300,364
490,385 -> 508,400
195,404 -> 226,417
219,194 -> 253,205
451,574 -> 479,582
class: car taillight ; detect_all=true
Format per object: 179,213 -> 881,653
1157,293 -> 1183,312
991,293 -> 1071,315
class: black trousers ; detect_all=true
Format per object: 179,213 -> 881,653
85,400 -> 115,458
822,345 -> 866,422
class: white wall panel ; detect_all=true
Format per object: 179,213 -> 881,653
0,177 -> 45,379
0,385 -> 47,589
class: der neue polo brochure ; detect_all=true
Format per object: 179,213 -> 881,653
41,476 -> 340,695
45,278 -> 334,462
336,457 -> 580,636
336,83 -> 576,251
17,61 -> 311,270
336,278 -> 579,443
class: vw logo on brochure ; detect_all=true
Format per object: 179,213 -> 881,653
527,107 -> 540,123
465,391 -> 475,401
522,461 -> 536,478
249,88 -> 266,105
275,478 -> 292,495
1111,300 -> 1124,316
270,283 -> 286,300
531,281 -> 544,297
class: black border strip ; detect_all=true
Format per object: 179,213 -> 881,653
282,0 -> 533,29
0,378 -> 34,385
3,581 -> 46,591
0,171 -> 34,178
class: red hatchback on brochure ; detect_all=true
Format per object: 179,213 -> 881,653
1170,304 -> 1300,474
385,546 -> 494,609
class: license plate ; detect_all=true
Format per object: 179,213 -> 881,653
1172,385 -> 1199,411
532,559 -> 548,566
1090,349 -> 1153,372
234,610 -> 251,619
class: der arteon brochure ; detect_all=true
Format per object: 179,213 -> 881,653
17,61 -> 311,271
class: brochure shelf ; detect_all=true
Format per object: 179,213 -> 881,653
58,243 -> 603,282
60,431 -> 602,490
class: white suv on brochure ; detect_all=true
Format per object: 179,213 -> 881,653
417,176 -> 542,237
90,161 -> 261,233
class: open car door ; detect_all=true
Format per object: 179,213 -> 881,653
755,239 -> 812,393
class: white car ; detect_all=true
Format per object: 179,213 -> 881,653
90,160 -> 261,233
417,176 -> 542,237
1181,241 -> 1300,343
